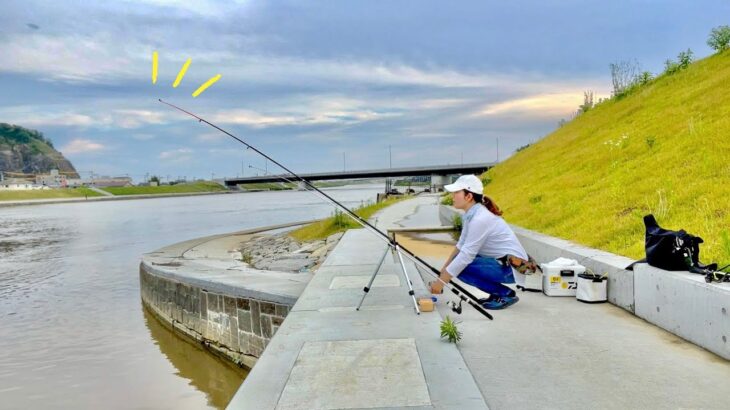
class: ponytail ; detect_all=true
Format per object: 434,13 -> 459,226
470,192 -> 503,216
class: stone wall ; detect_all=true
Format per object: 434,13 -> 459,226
140,265 -> 290,367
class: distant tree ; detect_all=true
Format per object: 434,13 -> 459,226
707,25 -> 730,52
664,49 -> 694,75
150,175 -> 161,184
610,60 -> 640,97
677,49 -> 694,69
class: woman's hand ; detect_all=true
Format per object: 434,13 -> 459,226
429,280 -> 444,294
429,269 -> 452,294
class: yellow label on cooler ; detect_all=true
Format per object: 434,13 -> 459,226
550,276 -> 560,284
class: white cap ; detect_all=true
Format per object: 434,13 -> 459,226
444,174 -> 483,195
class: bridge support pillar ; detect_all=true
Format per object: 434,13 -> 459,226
297,180 -> 307,191
431,174 -> 451,192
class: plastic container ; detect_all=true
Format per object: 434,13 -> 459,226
576,273 -> 607,303
540,258 -> 585,297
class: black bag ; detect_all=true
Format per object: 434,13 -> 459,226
630,214 -> 716,272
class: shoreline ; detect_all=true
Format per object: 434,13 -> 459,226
0,189 -> 241,208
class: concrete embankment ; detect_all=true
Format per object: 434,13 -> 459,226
139,220 -> 325,369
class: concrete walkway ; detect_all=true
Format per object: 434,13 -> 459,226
229,195 -> 486,409
228,194 -> 730,409
87,186 -> 115,196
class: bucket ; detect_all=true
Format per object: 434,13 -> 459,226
576,273 -> 607,303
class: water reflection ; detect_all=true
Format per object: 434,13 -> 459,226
143,306 -> 247,409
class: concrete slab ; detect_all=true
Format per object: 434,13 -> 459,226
329,274 -> 401,289
229,306 -> 488,410
634,263 -> 730,360
276,338 -> 431,410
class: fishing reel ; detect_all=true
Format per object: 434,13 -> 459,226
447,299 -> 463,314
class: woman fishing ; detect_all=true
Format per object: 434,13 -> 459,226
429,174 -> 536,310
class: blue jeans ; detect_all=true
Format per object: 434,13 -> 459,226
458,255 -> 516,297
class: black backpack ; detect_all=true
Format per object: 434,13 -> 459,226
629,214 -> 716,272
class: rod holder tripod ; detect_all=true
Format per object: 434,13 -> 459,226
356,243 -> 420,314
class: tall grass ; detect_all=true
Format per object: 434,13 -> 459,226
289,196 -> 408,242
483,51 -> 730,264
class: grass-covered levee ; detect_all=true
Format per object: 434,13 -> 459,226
481,50 -> 730,266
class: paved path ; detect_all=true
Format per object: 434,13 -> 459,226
228,194 -> 730,409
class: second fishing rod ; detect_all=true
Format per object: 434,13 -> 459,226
159,99 -> 493,320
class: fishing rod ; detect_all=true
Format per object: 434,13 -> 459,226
159,99 -> 493,320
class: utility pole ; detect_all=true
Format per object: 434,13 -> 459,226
389,145 -> 392,169
496,137 -> 500,162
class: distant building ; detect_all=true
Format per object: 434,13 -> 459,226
35,169 -> 67,188
66,176 -> 133,188
0,177 -> 48,190
90,176 -> 133,187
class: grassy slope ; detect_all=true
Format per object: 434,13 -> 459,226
101,181 -> 228,195
289,196 -> 408,242
0,187 -> 102,201
484,51 -> 730,265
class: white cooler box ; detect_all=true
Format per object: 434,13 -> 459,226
576,273 -> 608,303
540,258 -> 585,297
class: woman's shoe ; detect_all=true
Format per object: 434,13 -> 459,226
481,295 -> 519,310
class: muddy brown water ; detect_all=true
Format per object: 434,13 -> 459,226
0,186 -> 382,409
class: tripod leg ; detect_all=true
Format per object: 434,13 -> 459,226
395,245 -> 421,315
356,244 -> 391,311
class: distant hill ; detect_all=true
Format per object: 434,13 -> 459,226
483,51 -> 730,264
0,123 -> 79,178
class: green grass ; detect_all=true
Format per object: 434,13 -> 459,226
102,181 -> 228,195
482,50 -> 730,266
237,182 -> 295,191
289,196 -> 409,242
0,187 -> 102,201
394,180 -> 430,186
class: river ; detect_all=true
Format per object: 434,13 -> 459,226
0,185 -> 383,409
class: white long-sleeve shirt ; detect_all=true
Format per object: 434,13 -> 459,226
446,204 -> 528,279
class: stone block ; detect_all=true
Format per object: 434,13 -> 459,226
201,292 -> 208,320
238,331 -> 251,354
261,315 -> 272,339
275,304 -> 288,317
271,316 -> 284,326
238,310 -> 252,333
250,300 -> 261,336
260,301 -> 276,315
237,297 -> 250,311
229,316 -> 240,351
224,295 -> 237,316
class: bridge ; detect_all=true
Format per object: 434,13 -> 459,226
223,162 -> 495,189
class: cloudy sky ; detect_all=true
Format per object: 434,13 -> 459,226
1,0 -> 728,181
